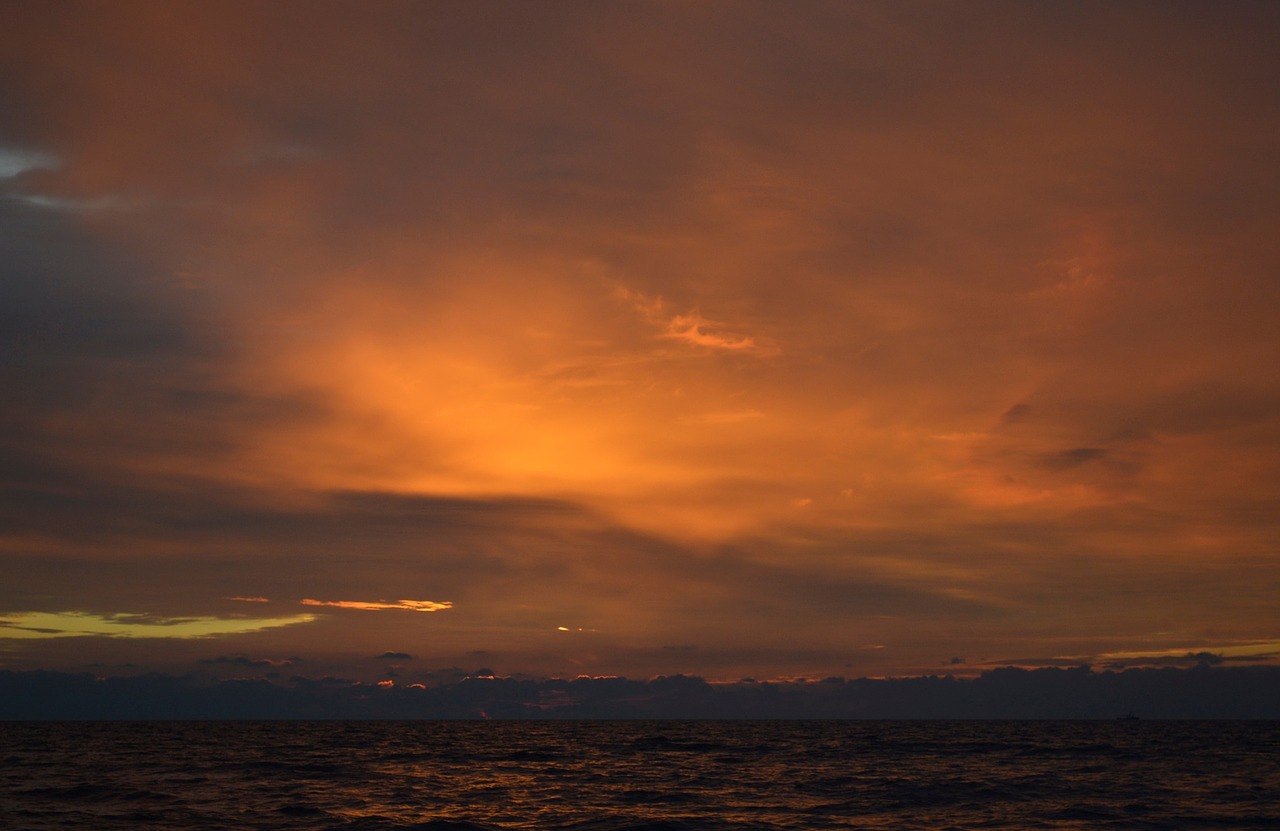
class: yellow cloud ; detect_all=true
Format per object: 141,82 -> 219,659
0,611 -> 316,639
1097,641 -> 1280,661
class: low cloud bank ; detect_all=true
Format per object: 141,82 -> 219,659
2,665 -> 1277,720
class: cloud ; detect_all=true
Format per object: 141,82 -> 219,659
7,665 -> 1280,719
0,611 -> 316,639
300,599 -> 452,613
0,147 -> 60,178
1096,641 -> 1280,665
199,655 -> 296,667
378,651 -> 412,660
664,311 -> 767,353
615,285 -> 776,355
5,193 -> 131,212
0,1 -> 1278,683
613,285 -> 667,322
1038,447 -> 1108,470
1001,404 -> 1032,424
679,410 -> 766,425
234,142 -> 323,167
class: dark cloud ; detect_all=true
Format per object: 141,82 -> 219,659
0,484 -> 589,619
3,665 -> 1280,719
0,624 -> 62,636
0,203 -> 208,409
1104,651 -> 1226,670
1039,447 -> 1108,470
1134,383 -> 1280,437
199,655 -> 296,668
1001,404 -> 1032,424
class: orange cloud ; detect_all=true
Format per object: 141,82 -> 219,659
300,599 -> 452,613
615,285 -> 776,355
664,311 -> 764,353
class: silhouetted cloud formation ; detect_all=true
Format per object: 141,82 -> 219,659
2,665 -> 1278,720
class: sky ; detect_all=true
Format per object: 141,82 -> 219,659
1,0 -> 1279,686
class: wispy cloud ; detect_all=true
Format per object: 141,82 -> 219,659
5,193 -> 132,212
664,311 -> 765,353
199,654 -> 297,667
0,147 -> 60,178
679,409 -> 766,425
1095,641 -> 1280,664
615,285 -> 776,355
300,598 -> 452,613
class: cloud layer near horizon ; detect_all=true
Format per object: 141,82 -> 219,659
1,1 -> 1278,680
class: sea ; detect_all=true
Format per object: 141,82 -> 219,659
2,720 -> 1277,830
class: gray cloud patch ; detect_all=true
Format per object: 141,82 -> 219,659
0,147 -> 59,178
1001,403 -> 1032,424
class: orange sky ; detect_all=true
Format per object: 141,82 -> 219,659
1,1 -> 1278,682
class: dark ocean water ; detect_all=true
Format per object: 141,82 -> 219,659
2,720 -> 1277,830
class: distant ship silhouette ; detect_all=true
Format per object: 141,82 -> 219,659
1117,712 -> 1140,721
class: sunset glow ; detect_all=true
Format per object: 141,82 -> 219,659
1,1 -> 1277,684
